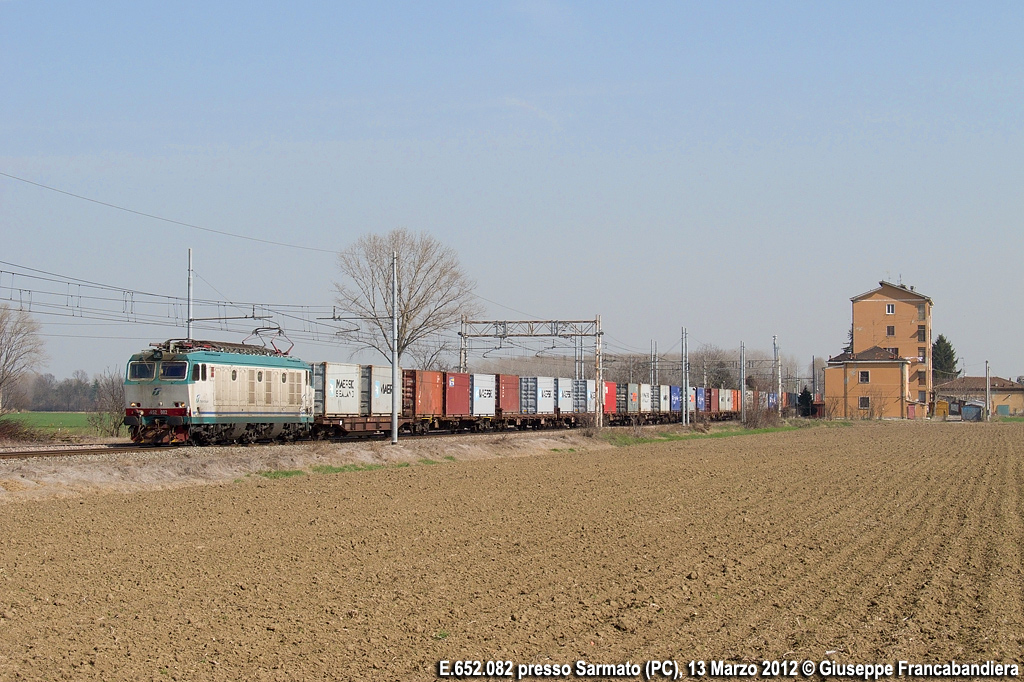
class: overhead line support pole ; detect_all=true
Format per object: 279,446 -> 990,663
391,251 -> 399,445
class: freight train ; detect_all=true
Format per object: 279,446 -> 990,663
124,339 -> 779,444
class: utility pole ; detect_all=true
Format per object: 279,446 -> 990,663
458,316 -> 468,373
985,360 -> 991,421
187,248 -> 193,341
740,342 -> 746,424
773,335 -> 781,416
391,251 -> 399,444
682,327 -> 689,426
595,315 -> 603,429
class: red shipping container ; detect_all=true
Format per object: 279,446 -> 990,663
603,381 -> 617,413
496,374 -> 520,415
444,372 -> 471,417
709,388 -> 720,413
403,370 -> 443,417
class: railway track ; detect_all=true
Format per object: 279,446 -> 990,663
0,444 -> 150,461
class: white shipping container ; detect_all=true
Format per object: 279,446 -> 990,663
719,389 -> 731,412
660,385 -> 671,412
471,374 -> 496,416
315,362 -> 361,416
555,377 -> 573,413
572,379 -> 597,413
689,387 -> 697,412
520,377 -> 556,414
640,384 -> 652,412
362,365 -> 399,416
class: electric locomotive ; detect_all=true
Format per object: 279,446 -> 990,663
123,339 -> 313,444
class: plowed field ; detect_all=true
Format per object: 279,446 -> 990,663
1,422 -> 1022,680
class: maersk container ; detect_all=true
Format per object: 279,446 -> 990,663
603,381 -> 617,414
496,374 -> 520,415
402,369 -> 443,417
520,376 -> 555,414
314,362 -> 361,417
696,387 -> 706,411
555,377 -> 574,414
444,372 -> 471,416
470,373 -> 496,416
639,384 -> 652,412
660,385 -> 671,412
361,365 -> 399,416
627,383 -> 639,413
572,379 -> 596,413
670,385 -> 681,412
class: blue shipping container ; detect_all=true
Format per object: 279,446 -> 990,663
696,387 -> 706,411
669,385 -> 681,412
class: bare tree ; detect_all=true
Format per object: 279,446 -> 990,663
334,229 -> 484,363
87,368 -> 125,437
0,305 -> 45,412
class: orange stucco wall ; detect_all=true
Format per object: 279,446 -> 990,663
824,362 -> 909,419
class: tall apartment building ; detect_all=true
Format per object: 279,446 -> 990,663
824,281 -> 933,419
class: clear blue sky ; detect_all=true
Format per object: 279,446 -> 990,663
2,1 -> 1021,381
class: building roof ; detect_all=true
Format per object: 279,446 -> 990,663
934,376 -> 1024,393
827,346 -> 908,364
851,280 -> 933,304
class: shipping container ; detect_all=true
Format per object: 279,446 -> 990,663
555,377 -> 574,414
660,385 -> 671,412
313,362 -> 361,417
360,365 -> 399,416
573,379 -> 596,413
627,383 -> 640,413
689,387 -> 697,413
470,374 -> 496,416
520,376 -> 555,414
719,389 -> 731,412
603,381 -> 617,413
639,384 -> 652,412
669,385 -> 681,412
402,369 -> 444,417
709,388 -> 720,413
444,372 -> 471,416
696,387 -> 706,411
496,374 -> 520,415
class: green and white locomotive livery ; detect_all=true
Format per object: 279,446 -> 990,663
124,339 -> 313,444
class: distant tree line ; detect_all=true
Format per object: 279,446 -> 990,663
2,369 -> 124,413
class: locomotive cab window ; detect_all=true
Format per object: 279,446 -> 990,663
192,365 -> 200,381
159,361 -> 189,380
128,362 -> 156,380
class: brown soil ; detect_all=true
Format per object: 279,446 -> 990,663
0,422 -> 1021,680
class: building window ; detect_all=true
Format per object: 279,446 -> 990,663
886,325 -> 895,337
859,396 -> 870,409
918,347 -> 927,361
918,391 -> 927,403
918,304 -> 926,320
917,325 -> 926,342
885,347 -> 899,357
859,371 -> 870,384
918,371 -> 926,385
886,303 -> 895,315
